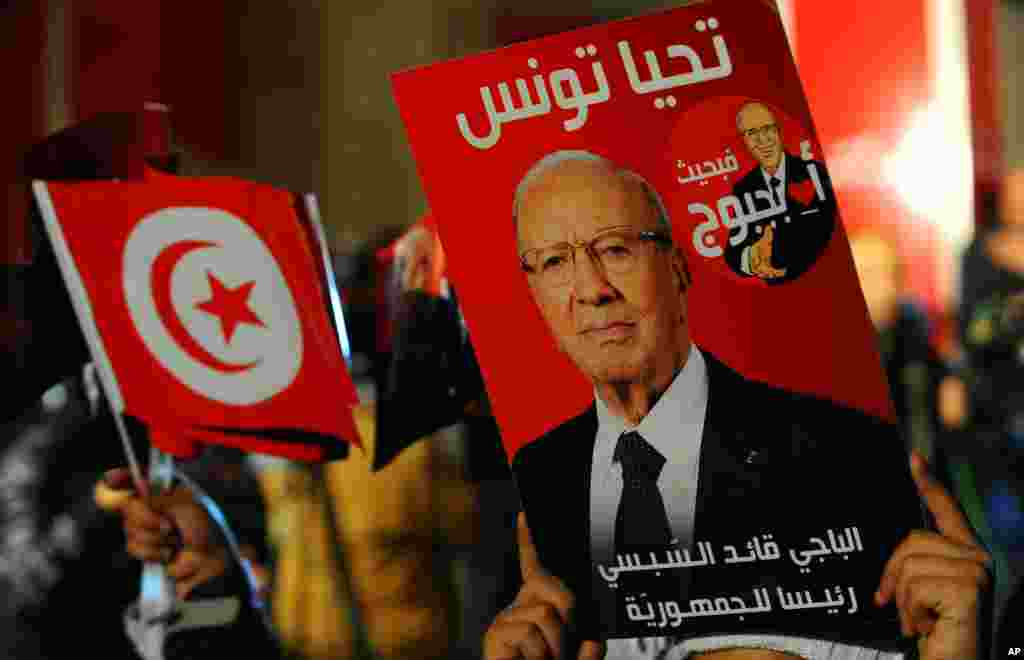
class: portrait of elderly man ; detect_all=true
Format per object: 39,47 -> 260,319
509,149 -> 921,640
723,101 -> 837,284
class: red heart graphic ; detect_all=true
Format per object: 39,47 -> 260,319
788,178 -> 816,206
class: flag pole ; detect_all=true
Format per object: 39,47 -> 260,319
302,193 -> 376,656
139,445 -> 177,621
110,411 -> 148,495
302,194 -> 352,365
32,180 -> 177,642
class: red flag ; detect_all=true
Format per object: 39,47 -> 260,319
34,176 -> 360,461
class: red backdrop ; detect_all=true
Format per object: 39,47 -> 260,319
790,0 -> 1002,345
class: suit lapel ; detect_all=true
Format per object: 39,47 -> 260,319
578,404 -> 598,565
694,351 -> 775,541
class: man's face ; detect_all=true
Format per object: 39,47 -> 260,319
516,160 -> 689,387
739,104 -> 783,173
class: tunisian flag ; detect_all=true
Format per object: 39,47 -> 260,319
32,176 -> 360,462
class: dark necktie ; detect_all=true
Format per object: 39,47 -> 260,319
613,431 -> 673,553
770,176 -> 782,206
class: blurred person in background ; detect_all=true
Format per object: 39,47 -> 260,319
953,168 -> 1024,654
849,225 -> 1018,659
373,220 -> 523,660
0,369 -> 139,659
0,359 -> 274,660
849,230 -> 948,459
959,169 -> 1024,467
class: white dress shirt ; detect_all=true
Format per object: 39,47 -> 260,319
588,344 -> 905,660
589,344 -> 708,565
759,153 -> 788,202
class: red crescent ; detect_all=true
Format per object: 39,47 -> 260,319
150,240 -> 260,374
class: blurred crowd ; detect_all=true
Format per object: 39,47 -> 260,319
2,167 -> 1024,659
849,170 -> 1024,654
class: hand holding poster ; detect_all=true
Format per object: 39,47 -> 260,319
392,1 -> 926,651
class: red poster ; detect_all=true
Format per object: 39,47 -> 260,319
392,1 -> 924,649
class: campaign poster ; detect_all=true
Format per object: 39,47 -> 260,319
392,1 -> 923,649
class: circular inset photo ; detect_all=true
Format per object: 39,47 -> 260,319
667,96 -> 837,287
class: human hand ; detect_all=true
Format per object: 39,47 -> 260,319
749,225 -> 787,280
875,451 -> 991,660
483,512 -> 604,660
96,468 -> 229,599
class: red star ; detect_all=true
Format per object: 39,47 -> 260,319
195,271 -> 266,344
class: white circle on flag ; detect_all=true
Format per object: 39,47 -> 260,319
122,206 -> 303,406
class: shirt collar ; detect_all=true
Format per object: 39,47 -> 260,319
594,344 -> 708,462
761,152 -> 787,186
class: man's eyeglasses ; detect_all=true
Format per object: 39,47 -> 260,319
520,226 -> 673,288
741,123 -> 778,140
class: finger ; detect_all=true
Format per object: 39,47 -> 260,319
498,602 -> 564,657
486,621 -> 553,660
166,550 -> 203,581
877,530 -> 989,604
125,526 -> 172,551
515,575 -> 574,626
889,530 -> 989,564
174,571 -> 211,601
910,451 -> 979,548
904,575 -> 981,638
123,499 -> 174,536
94,481 -> 134,512
126,538 -> 173,563
172,555 -> 214,601
518,512 -> 543,582
176,577 -> 198,601
893,555 -> 988,622
578,640 -> 606,660
127,530 -> 179,564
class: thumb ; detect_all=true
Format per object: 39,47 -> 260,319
94,481 -> 134,512
517,511 -> 543,581
94,468 -> 138,512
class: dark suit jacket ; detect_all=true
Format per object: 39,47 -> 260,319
512,350 -> 922,646
723,153 -> 837,285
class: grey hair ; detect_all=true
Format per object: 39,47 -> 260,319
735,101 -> 775,132
512,149 -> 674,243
